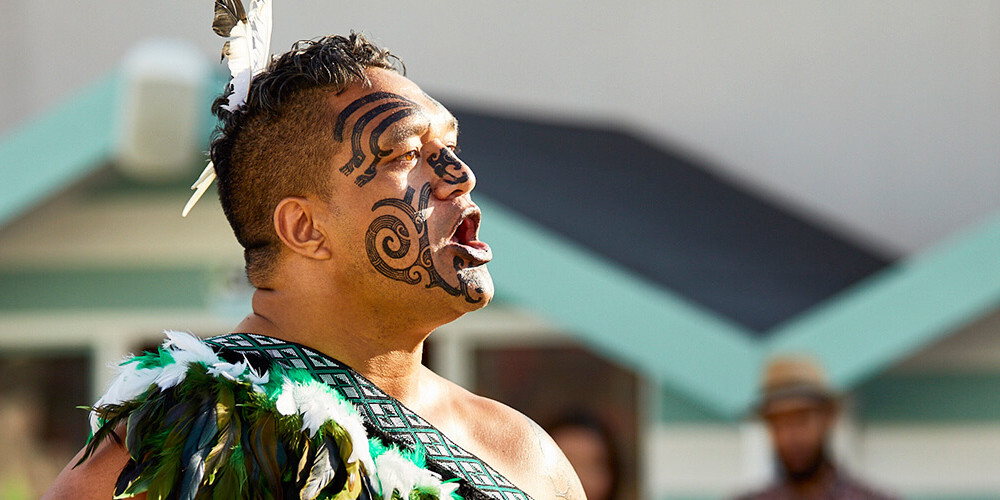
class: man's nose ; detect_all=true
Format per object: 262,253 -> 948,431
427,145 -> 476,200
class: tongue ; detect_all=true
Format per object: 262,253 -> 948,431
453,242 -> 492,264
451,217 -> 492,263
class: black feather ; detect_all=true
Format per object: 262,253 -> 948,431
114,459 -> 147,497
76,403 -> 132,467
212,0 -> 246,37
179,401 -> 219,500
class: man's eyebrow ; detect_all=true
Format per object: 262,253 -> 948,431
382,115 -> 459,146
383,116 -> 430,146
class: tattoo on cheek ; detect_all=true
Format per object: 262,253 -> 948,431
427,147 -> 469,185
335,91 -> 419,188
365,182 -> 483,303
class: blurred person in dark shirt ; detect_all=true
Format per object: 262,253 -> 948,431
734,356 -> 897,500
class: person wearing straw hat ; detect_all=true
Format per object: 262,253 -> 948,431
734,355 -> 897,500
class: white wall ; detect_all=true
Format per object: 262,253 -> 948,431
3,1 -> 999,255
645,421 -> 1000,499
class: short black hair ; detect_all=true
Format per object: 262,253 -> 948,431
209,33 -> 402,286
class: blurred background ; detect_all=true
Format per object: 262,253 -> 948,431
1,1 -> 999,499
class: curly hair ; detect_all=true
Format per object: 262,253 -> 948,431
209,33 -> 402,286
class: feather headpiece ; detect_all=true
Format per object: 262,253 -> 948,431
182,0 -> 272,217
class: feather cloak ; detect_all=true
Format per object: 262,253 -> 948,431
80,331 -> 461,500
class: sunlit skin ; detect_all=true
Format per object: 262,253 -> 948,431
762,397 -> 838,497
44,69 -> 584,500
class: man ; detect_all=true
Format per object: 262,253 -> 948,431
44,33 -> 584,500
735,356 -> 896,500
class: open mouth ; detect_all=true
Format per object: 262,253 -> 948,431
448,208 -> 492,266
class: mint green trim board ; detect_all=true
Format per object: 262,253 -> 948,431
0,74 -> 121,227
857,372 -> 1000,423
0,267 -> 210,311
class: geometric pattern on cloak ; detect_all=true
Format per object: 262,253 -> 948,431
206,333 -> 532,500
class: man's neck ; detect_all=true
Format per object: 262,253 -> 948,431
234,287 -> 442,405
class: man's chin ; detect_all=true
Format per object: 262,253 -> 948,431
454,265 -> 494,309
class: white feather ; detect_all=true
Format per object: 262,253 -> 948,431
164,330 -> 217,360
221,0 -> 271,112
373,449 -> 453,499
185,0 -> 271,216
156,331 -> 220,389
222,22 -> 252,112
181,161 -> 217,217
89,360 -> 164,433
247,0 -> 272,75
274,378 -> 374,470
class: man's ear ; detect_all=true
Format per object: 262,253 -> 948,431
273,196 -> 333,260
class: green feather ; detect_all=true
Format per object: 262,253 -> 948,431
245,411 -> 282,493
204,383 -> 238,484
295,435 -> 313,487
76,402 -> 134,466
322,421 -> 355,468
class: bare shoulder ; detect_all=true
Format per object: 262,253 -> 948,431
43,433 -> 145,500
424,371 -> 586,500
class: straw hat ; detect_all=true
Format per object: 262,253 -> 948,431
757,355 -> 837,415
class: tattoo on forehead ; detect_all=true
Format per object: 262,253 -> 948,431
335,91 -> 422,188
356,107 -> 419,187
427,147 -> 469,185
365,183 -> 484,303
333,91 -> 411,140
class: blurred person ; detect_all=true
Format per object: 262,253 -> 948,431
43,2 -> 583,499
734,356 -> 896,500
0,393 -> 64,500
548,411 -> 620,500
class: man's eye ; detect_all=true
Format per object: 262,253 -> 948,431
398,150 -> 419,163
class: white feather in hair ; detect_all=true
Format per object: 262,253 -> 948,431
183,0 -> 272,216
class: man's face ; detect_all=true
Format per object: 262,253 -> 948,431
316,69 -> 493,317
762,398 -> 835,480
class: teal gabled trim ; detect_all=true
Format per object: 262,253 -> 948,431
0,73 -> 122,226
479,196 -> 1000,417
478,198 -> 759,416
762,215 -> 1000,410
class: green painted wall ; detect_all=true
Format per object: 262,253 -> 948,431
0,267 -> 211,311
857,372 -> 1000,423
659,384 -> 730,423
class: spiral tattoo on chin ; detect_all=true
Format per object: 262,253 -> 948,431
365,182 -> 484,303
